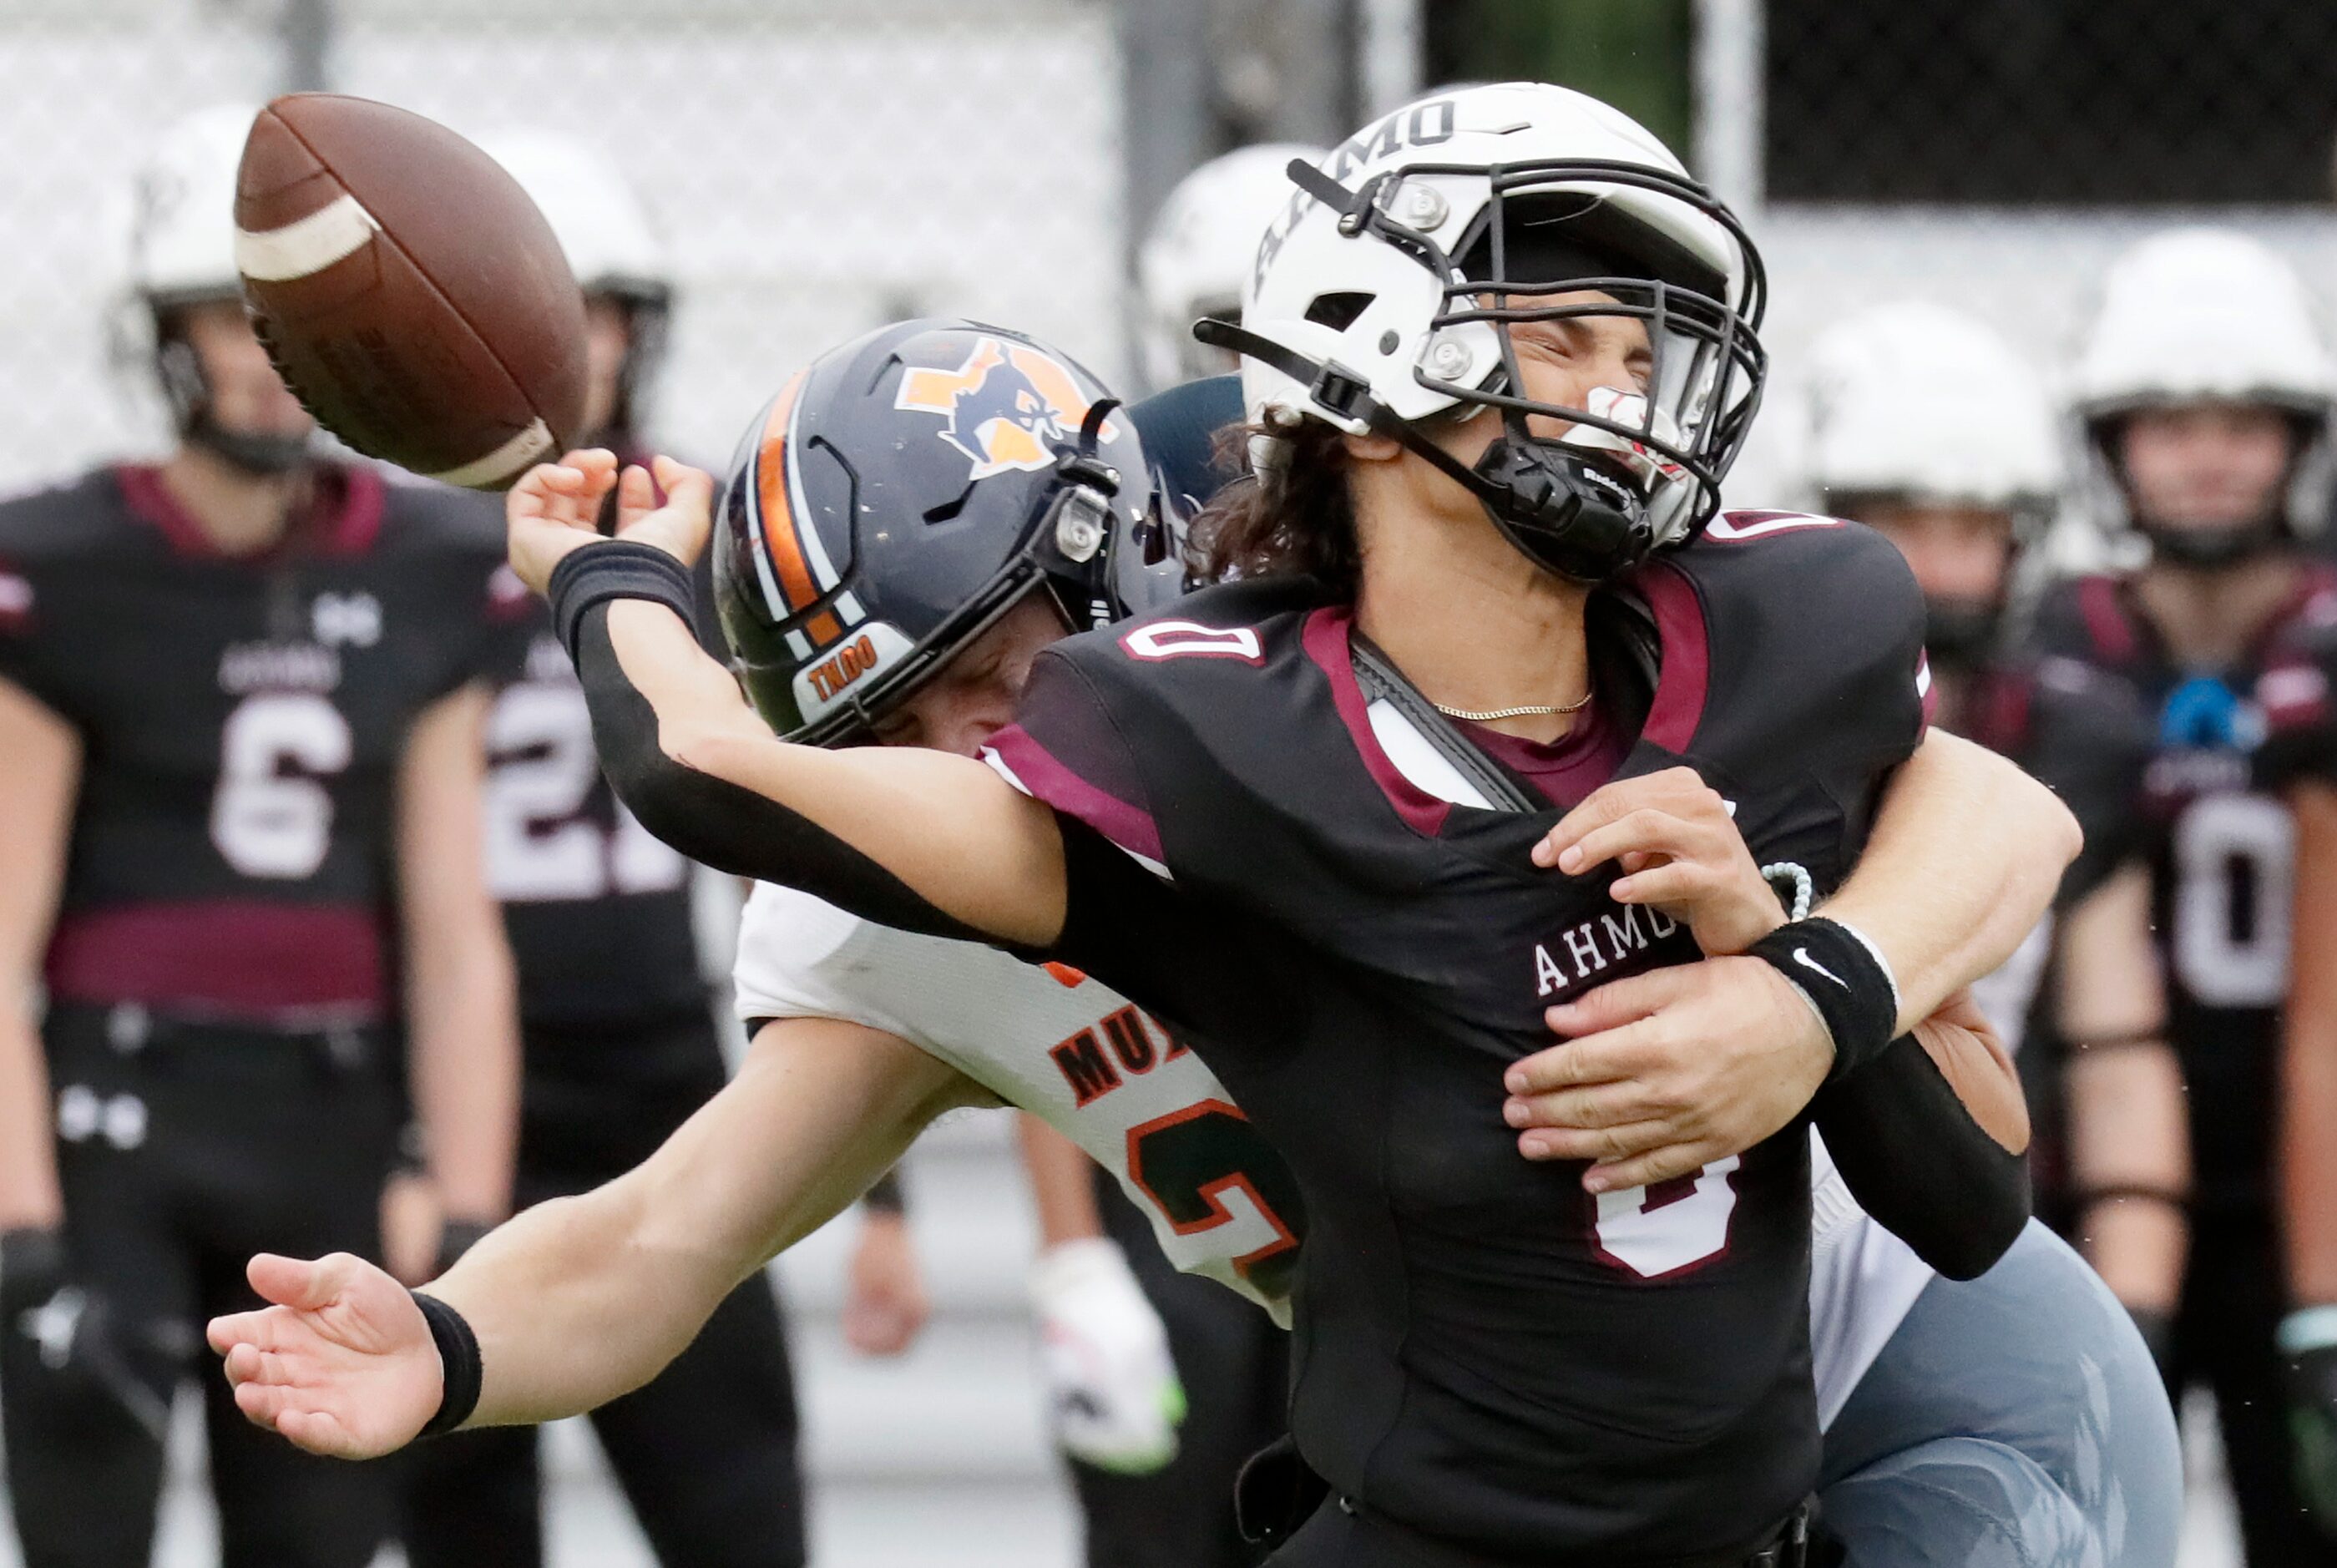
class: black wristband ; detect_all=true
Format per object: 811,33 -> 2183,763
547,541 -> 698,665
411,1291 -> 483,1438
1748,917 -> 1899,1084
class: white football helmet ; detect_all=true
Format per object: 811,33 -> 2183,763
1225,81 -> 1766,583
115,104 -> 312,473
2070,227 -> 2333,562
482,129 -> 673,440
1803,301 -> 2061,514
2071,228 -> 2333,422
126,104 -> 251,310
1136,142 -> 1325,392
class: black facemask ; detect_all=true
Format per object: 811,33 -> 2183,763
1469,435 -> 1655,585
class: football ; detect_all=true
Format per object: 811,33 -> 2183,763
233,94 -> 588,490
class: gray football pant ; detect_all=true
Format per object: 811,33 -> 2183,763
1819,1220 -> 2184,1568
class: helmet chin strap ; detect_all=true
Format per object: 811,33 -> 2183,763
1192,319 -> 1656,584
2137,517 -> 2289,570
155,333 -> 313,478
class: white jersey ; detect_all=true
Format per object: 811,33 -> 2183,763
731,882 -> 1299,1325
735,882 -> 1948,1416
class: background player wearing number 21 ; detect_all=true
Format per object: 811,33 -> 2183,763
0,105 -> 522,1568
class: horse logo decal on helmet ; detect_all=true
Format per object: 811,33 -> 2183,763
893,336 -> 1117,480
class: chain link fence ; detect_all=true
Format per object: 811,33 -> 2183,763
1700,0 -> 2337,513
0,0 -> 1131,491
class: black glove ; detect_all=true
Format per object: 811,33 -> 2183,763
1,1227 -> 188,1444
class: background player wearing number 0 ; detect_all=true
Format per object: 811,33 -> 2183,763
2027,227 -> 2337,1568
0,105 -> 522,1568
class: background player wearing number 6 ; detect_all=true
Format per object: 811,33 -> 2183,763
0,106 -> 524,1568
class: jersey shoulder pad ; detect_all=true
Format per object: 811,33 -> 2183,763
0,468 -> 149,565
1660,513 -> 1928,769
2022,573 -> 2138,669
991,575 -> 1332,874
2014,656 -> 2152,899
2254,594 -> 2337,785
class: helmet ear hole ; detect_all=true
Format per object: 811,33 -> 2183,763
1304,292 -> 1376,331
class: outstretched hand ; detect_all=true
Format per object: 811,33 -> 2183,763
205,1252 -> 444,1459
505,448 -> 716,597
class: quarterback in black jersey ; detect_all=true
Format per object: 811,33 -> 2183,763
0,108 -> 520,1568
2033,226 -> 2337,1566
391,131 -> 816,1568
1799,300 -> 2189,1354
473,86 -> 2053,1566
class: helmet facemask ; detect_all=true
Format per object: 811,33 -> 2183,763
1236,158 -> 1766,585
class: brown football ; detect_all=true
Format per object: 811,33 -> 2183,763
235,94 -> 587,490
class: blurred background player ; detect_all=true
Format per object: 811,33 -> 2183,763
2032,226 -> 2337,1568
1800,300 -> 2191,1364
395,128 -> 923,1568
0,104 -> 520,1568
1131,141 -> 1323,395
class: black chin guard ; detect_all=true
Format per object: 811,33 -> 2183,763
1470,432 -> 1656,584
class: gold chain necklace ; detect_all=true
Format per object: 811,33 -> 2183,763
1429,689 -> 1593,723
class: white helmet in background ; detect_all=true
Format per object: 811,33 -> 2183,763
127,104 -> 250,308
119,103 -> 312,473
1227,81 -> 1766,584
2070,228 -> 2333,563
2071,228 -> 2333,420
1136,142 -> 1324,392
1803,300 -> 2061,513
482,129 -> 673,442
1803,301 -> 2064,666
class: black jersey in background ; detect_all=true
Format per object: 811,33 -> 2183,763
0,462 -> 523,1568
2027,565 -> 2337,1568
0,463 -> 525,1028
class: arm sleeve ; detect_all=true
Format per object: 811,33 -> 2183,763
574,600 -> 1009,948
1809,1036 -> 2031,1279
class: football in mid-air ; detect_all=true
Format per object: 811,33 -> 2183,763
234,94 -> 588,490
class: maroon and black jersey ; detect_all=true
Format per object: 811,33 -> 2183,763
986,512 -> 1930,1561
0,464 -> 524,1029
2028,567 -> 2337,1218
1957,655 -> 2152,913
482,554 -> 721,1033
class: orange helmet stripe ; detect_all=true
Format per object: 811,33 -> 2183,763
755,371 -> 825,619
